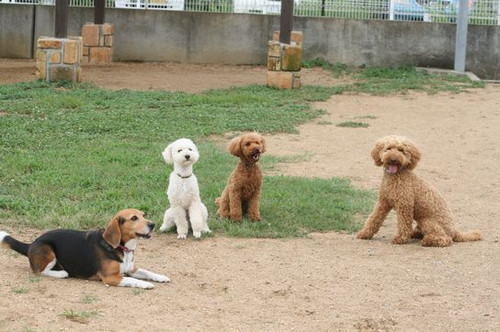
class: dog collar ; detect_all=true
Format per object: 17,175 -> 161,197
176,173 -> 192,179
119,245 -> 134,253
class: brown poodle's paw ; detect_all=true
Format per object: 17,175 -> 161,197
229,213 -> 243,222
421,235 -> 452,247
391,235 -> 409,245
357,229 -> 374,240
214,197 -> 221,206
247,213 -> 261,221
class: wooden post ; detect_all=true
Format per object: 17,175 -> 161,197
55,0 -> 68,38
279,0 -> 294,44
94,0 -> 105,25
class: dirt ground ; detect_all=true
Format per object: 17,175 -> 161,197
1,59 -> 499,331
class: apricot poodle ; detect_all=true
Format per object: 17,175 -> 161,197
357,135 -> 481,247
215,132 -> 266,221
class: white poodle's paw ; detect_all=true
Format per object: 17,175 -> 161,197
202,228 -> 212,234
193,231 -> 202,238
159,223 -> 172,233
177,233 -> 187,239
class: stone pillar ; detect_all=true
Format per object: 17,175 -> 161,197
35,36 -> 83,82
82,22 -> 114,65
267,31 -> 303,89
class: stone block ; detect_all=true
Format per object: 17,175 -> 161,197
82,23 -> 100,47
64,39 -> 79,64
282,45 -> 302,71
48,50 -> 61,64
104,35 -> 114,47
50,65 -> 76,82
268,41 -> 281,57
37,37 -> 62,49
101,23 -> 115,35
267,57 -> 281,71
267,71 -> 293,89
272,31 -> 303,46
89,47 -> 111,64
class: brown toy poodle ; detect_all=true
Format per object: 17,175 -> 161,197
215,132 -> 266,221
357,135 -> 481,247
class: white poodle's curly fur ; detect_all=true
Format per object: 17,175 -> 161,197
159,138 -> 210,239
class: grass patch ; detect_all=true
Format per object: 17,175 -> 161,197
61,309 -> 100,324
336,121 -> 369,128
12,287 -> 29,294
0,65 -> 484,237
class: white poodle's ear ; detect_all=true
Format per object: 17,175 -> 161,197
404,140 -> 421,170
162,143 -> 174,164
228,136 -> 242,157
371,140 -> 385,167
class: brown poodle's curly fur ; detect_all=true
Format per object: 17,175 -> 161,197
215,132 -> 266,221
357,135 -> 481,247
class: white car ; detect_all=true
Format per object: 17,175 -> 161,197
233,0 -> 282,14
115,0 -> 184,10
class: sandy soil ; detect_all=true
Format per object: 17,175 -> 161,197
1,59 -> 499,331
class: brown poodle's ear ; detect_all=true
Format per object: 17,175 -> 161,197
260,136 -> 267,153
405,140 -> 421,170
371,140 -> 385,166
228,136 -> 242,157
103,216 -> 122,248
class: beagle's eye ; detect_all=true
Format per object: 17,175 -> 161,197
131,216 -> 138,221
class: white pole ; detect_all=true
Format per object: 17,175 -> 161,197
454,0 -> 469,72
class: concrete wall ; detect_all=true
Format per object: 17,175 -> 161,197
1,4 -> 499,79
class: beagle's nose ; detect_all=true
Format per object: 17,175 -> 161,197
148,223 -> 155,231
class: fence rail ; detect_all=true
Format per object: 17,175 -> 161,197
1,0 -> 499,25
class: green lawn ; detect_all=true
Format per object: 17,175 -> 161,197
0,65 -> 483,237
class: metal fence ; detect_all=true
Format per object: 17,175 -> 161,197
2,0 -> 499,25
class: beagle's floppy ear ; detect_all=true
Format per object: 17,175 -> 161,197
404,140 -> 421,170
228,136 -> 242,157
371,140 -> 385,167
103,216 -> 123,249
162,143 -> 174,164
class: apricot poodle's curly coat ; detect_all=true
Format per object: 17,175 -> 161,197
357,135 -> 481,247
215,132 -> 266,221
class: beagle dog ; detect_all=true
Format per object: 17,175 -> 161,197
0,209 -> 169,289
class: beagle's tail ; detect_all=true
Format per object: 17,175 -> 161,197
0,231 -> 30,256
453,230 -> 482,242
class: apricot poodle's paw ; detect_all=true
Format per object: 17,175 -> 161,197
391,235 -> 409,245
421,235 -> 452,247
357,229 -> 374,240
410,229 -> 424,239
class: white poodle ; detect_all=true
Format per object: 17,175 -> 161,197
159,138 -> 210,239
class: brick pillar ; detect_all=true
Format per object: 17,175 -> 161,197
35,36 -> 83,82
82,22 -> 114,65
267,31 -> 303,89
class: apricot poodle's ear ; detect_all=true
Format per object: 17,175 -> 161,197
162,143 -> 174,164
228,136 -> 242,157
405,140 -> 421,170
371,140 -> 385,166
103,215 -> 123,249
